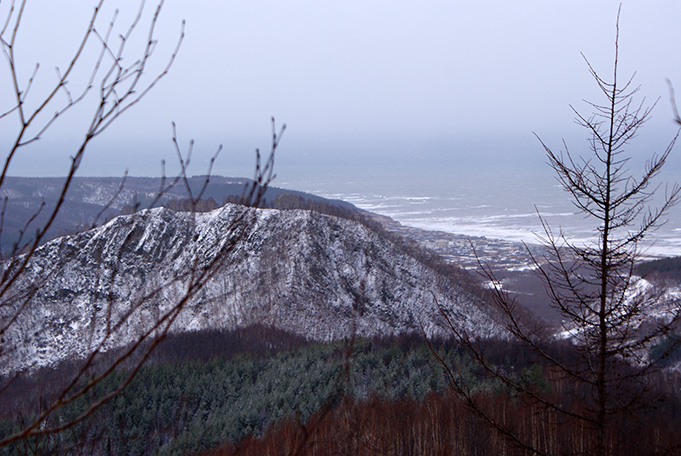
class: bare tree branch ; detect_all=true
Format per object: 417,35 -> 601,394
0,1 -> 283,448
434,9 -> 681,455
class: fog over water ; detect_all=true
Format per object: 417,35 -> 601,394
10,128 -> 681,257
275,139 -> 681,258
2,1 -> 679,257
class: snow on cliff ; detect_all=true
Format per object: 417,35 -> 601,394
1,204 -> 500,374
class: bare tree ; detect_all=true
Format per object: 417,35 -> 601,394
0,0 -> 281,449
433,10 -> 681,456
668,80 -> 681,126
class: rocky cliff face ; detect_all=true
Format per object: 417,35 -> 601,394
1,204 -> 499,374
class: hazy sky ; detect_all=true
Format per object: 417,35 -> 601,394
2,1 -> 680,178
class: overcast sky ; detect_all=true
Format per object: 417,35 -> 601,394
2,1 -> 680,178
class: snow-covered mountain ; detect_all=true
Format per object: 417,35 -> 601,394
0,175 -> 358,254
1,204 -> 500,374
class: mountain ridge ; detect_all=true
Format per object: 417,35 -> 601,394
0,175 -> 357,254
1,203 -> 501,375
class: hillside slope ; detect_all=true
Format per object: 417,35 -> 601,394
1,204 -> 499,374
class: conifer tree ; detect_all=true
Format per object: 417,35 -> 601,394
437,9 -> 681,455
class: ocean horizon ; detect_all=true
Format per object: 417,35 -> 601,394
276,154 -> 681,259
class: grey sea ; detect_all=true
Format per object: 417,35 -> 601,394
275,149 -> 681,259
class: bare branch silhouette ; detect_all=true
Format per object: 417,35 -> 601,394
0,1 -> 282,448
432,10 -> 681,456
